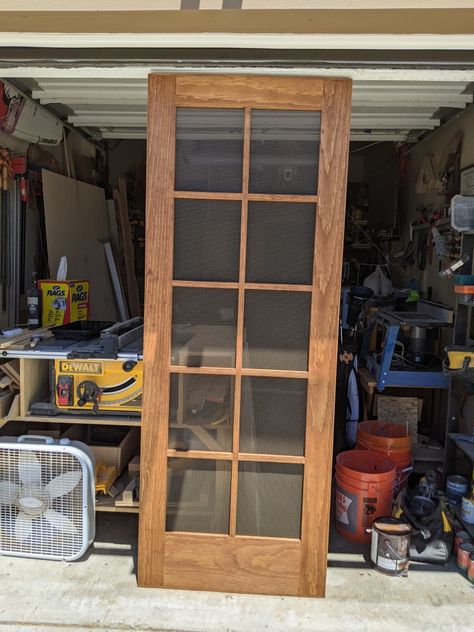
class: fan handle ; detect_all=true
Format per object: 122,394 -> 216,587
17,435 -> 55,444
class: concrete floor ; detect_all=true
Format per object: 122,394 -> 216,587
0,514 -> 472,632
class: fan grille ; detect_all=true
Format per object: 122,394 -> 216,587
0,447 -> 86,560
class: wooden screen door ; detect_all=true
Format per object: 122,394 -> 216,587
139,74 -> 352,597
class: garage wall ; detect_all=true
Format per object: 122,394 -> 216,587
395,104 -> 474,306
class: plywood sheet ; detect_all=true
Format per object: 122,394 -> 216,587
41,170 -> 119,320
377,395 -> 421,444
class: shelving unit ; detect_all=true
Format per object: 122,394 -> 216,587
444,232 -> 474,477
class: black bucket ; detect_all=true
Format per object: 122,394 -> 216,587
370,517 -> 411,577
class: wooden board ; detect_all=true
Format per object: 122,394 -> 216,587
113,178 -> 141,316
41,170 -> 119,320
299,79 -> 352,597
176,75 -> 323,110
138,75 -> 176,588
377,395 -> 421,444
164,533 -> 300,596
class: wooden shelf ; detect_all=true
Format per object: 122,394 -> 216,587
8,414 -> 141,427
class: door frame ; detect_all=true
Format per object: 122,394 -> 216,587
138,74 -> 352,597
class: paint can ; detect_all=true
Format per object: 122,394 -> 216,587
457,542 -> 474,572
446,475 -> 469,505
461,495 -> 474,524
454,530 -> 471,556
468,554 -> 474,584
370,517 -> 411,577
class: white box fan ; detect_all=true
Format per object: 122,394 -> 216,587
0,435 -> 95,561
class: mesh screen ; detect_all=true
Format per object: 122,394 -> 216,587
246,202 -> 316,285
240,377 -> 307,456
0,447 -> 86,559
169,373 -> 234,452
172,288 -> 238,367
249,110 -> 320,195
243,291 -> 310,370
236,462 -> 303,538
175,108 -> 244,192
174,199 -> 241,282
166,458 -> 231,534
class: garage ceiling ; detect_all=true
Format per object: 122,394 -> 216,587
21,76 -> 472,143
3,72 -> 472,144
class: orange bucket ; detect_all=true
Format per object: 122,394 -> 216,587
356,421 -> 413,493
335,450 -> 396,543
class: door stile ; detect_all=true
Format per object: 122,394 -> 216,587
138,74 -> 177,588
299,79 -> 352,596
229,107 -> 251,536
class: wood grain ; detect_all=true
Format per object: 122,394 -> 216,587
169,365 -> 308,379
167,449 -> 232,461
138,75 -> 176,588
142,74 -> 351,597
174,191 -> 242,201
172,280 -> 239,290
244,283 -> 312,292
176,75 -> 324,110
172,281 -> 312,292
164,533 -> 301,596
247,194 -> 318,203
229,107 -> 251,537
299,79 -> 352,597
174,191 -> 318,203
238,453 -> 305,465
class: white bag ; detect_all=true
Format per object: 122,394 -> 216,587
363,265 -> 392,297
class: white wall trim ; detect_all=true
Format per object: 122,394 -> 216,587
2,65 -> 474,82
2,32 -> 474,50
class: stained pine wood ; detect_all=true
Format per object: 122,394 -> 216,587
142,74 -> 352,597
244,283 -> 313,292
138,75 -> 177,588
176,75 -> 323,110
172,280 -> 239,290
166,449 -> 232,461
299,79 -> 352,597
174,191 -> 318,203
238,453 -> 305,465
174,191 -> 242,201
247,194 -> 318,203
169,366 -> 309,379
171,281 -> 312,292
164,533 -> 301,596
229,107 -> 251,537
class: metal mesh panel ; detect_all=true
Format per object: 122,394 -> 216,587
169,373 -> 234,452
172,288 -> 238,367
173,199 -> 241,282
236,462 -> 303,538
240,377 -> 307,456
249,110 -> 320,195
246,202 -> 316,285
243,291 -> 310,370
0,447 -> 86,559
175,108 -> 244,192
166,458 -> 231,534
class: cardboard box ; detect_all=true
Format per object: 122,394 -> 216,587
62,426 -> 139,475
38,280 -> 90,326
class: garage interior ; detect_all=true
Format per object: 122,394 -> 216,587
0,53 -> 474,626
